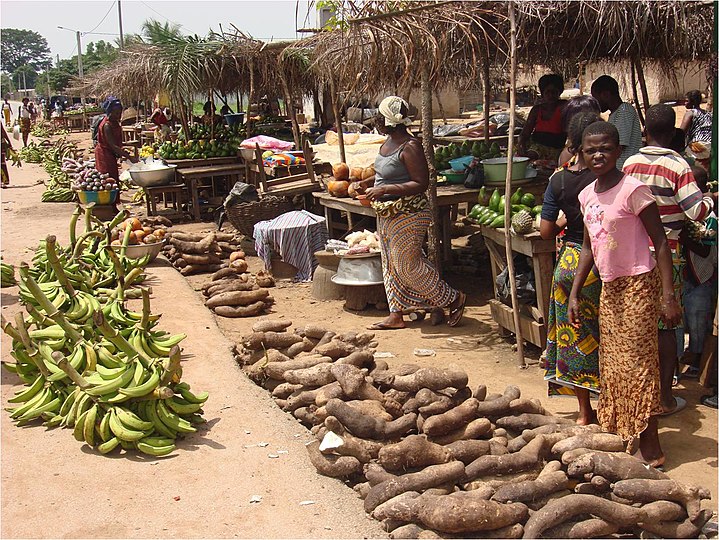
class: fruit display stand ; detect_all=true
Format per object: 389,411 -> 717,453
479,224 -> 556,347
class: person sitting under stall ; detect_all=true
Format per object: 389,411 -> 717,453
518,74 -> 567,163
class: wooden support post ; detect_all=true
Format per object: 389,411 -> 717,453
633,56 -> 651,115
420,62 -> 441,270
329,78 -> 347,164
630,60 -> 646,127
279,70 -> 301,150
504,1 -> 525,367
434,88 -> 447,124
483,54 -> 491,142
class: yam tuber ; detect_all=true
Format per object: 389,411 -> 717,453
211,267 -> 241,281
313,381 -> 345,406
182,253 -> 222,266
252,319 -> 292,333
297,324 -> 331,339
496,413 -> 573,432
444,440 -> 491,464
422,398 -> 479,437
389,366 -> 468,393
378,435 -> 452,472
508,398 -> 545,415
243,331 -> 303,351
325,398 -> 417,440
180,263 -> 223,275
566,451 -> 669,481
474,386 -> 522,418
306,440 -> 362,478
271,382 -> 303,399
285,338 -> 315,358
283,363 -> 335,386
522,493 -> 646,539
206,289 -> 269,309
321,418 -> 383,463
213,301 -> 267,318
336,350 -> 375,369
550,432 -> 625,457
543,518 -> 619,539
170,233 -> 216,254
314,339 -> 357,360
431,418 -> 492,445
389,524 -> 426,539
375,490 -> 529,534
611,478 -> 711,521
262,355 -> 332,380
491,470 -> 569,503
365,462 -> 397,486
372,491 -> 422,521
364,461 -> 466,512
464,434 -> 553,481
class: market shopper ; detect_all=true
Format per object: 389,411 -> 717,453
95,97 -> 136,181
150,105 -> 172,142
1,123 -> 17,188
518,74 -> 567,162
352,96 -> 466,330
623,104 -> 714,415
680,90 -> 713,172
540,112 -> 603,424
2,98 -> 12,127
570,121 -> 680,468
556,95 -> 601,166
18,97 -> 32,147
591,75 -> 643,169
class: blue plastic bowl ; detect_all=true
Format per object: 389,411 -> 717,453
224,113 -> 245,126
449,155 -> 474,171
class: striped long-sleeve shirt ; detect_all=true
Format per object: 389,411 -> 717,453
623,146 -> 713,248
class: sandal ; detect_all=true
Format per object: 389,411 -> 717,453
447,292 -> 466,327
658,396 -> 687,416
700,394 -> 718,409
368,322 -> 405,331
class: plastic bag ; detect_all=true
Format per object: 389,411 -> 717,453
224,181 -> 259,208
240,135 -> 294,151
495,255 -> 536,305
463,159 -> 485,189
12,125 -> 20,140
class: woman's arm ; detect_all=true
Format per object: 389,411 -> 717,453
539,216 -> 566,240
518,106 -> 539,155
365,139 -> 428,201
639,202 -> 681,327
102,123 -> 131,159
679,110 -> 693,136
568,226 -> 595,325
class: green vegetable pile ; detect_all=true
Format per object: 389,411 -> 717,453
467,186 -> 542,230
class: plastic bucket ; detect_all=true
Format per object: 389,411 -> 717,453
76,189 -> 119,205
480,157 -> 529,182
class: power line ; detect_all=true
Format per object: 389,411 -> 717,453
84,1 -> 117,36
139,1 -> 183,28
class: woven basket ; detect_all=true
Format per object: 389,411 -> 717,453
225,196 -> 293,237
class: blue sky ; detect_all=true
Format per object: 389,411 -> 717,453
1,0 -> 315,62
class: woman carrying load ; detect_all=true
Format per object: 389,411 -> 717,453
95,97 -> 136,181
350,96 -> 466,330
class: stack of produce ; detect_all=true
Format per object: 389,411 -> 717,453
65,158 -> 119,193
467,187 -> 542,232
1,207 -> 208,457
434,141 -> 501,171
109,217 -> 168,247
234,320 -> 713,539
176,123 -> 245,144
139,145 -> 156,159
162,231 -> 245,275
328,163 -> 375,198
20,139 -> 80,202
1,261 -> 16,287
200,265 -> 276,318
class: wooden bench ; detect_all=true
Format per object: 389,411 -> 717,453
121,126 -> 140,160
254,139 -> 322,202
178,164 -> 245,221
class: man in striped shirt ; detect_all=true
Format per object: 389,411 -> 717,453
623,103 -> 714,416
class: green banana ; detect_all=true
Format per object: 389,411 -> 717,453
97,436 -> 120,454
108,408 -> 148,442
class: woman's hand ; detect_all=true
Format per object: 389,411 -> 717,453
660,295 -> 682,328
365,185 -> 387,201
350,181 -> 365,195
568,293 -> 581,326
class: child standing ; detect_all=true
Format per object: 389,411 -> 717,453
569,121 -> 681,468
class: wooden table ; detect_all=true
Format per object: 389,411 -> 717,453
480,225 -> 556,348
166,156 -> 240,170
143,183 -> 189,221
177,163 -> 245,221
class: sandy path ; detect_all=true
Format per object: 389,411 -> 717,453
0,141 -> 385,539
1,131 -> 716,538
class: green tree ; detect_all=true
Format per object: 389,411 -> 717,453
0,28 -> 51,73
0,72 -> 16,95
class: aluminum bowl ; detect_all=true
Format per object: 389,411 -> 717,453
128,164 -> 177,187
112,240 -> 165,262
331,254 -> 383,286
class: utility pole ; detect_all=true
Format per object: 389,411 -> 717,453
118,0 -> 124,49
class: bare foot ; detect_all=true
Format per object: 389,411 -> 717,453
632,449 -> 665,469
576,410 -> 597,426
368,313 -> 405,330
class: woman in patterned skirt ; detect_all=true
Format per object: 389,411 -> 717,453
570,121 -> 681,468
351,96 -> 466,330
540,112 -> 603,425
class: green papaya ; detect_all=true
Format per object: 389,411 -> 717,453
510,188 -> 523,205
489,215 -> 505,228
469,204 -> 484,218
471,141 -> 482,157
519,204 -> 533,214
531,205 -> 543,217
511,204 -> 523,215
482,211 -> 497,225
461,140 -> 471,156
488,189 -> 500,212
480,142 -> 489,155
521,193 -> 536,207
478,186 -> 490,206
451,145 -> 461,159
498,195 -> 506,210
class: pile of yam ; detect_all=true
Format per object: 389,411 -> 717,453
201,268 -> 275,318
162,231 -> 247,275
236,321 -> 715,539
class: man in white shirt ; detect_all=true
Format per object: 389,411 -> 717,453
18,97 -> 31,147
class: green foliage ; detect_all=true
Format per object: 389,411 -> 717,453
1,72 -> 15,94
0,28 -> 51,73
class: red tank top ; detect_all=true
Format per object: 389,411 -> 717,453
534,104 -> 563,134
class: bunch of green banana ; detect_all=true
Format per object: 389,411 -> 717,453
1,262 -> 16,287
41,187 -> 75,203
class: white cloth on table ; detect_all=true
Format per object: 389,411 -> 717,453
253,210 -> 328,282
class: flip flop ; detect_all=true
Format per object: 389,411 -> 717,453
367,322 -> 405,331
447,292 -> 466,328
659,396 -> 687,417
700,394 -> 718,409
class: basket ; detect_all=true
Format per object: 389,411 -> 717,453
76,189 -> 119,205
225,196 -> 294,237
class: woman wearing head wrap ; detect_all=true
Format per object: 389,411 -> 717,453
351,96 -> 466,329
95,97 -> 136,181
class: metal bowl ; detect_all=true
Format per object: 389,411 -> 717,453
128,164 -> 177,187
331,254 -> 384,286
112,240 -> 165,262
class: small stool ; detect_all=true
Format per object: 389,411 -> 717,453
312,251 -> 344,301
343,284 -> 387,311
144,183 -> 187,219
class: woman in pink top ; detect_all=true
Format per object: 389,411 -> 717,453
569,121 -> 680,469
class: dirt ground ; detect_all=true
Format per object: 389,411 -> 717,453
1,131 -> 717,538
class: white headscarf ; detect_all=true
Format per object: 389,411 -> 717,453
379,96 -> 412,127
